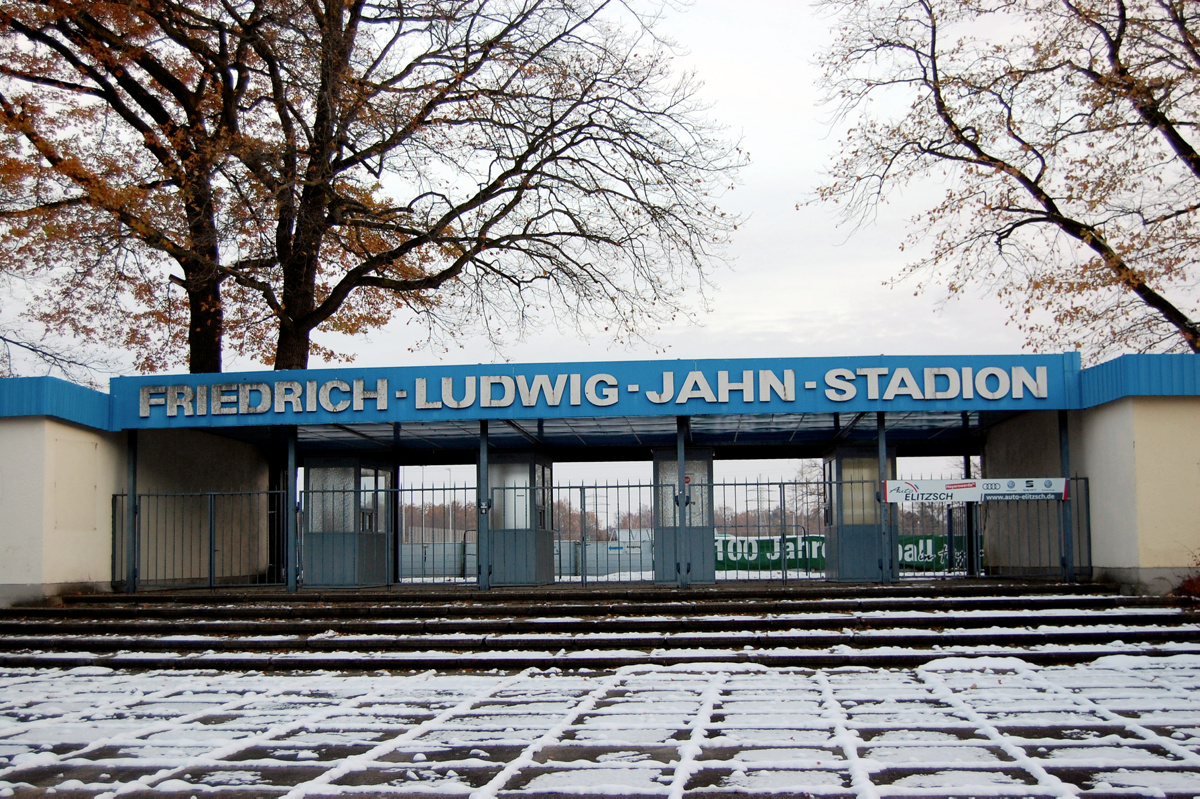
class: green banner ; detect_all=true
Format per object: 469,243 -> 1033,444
714,535 -> 824,570
715,534 -> 959,571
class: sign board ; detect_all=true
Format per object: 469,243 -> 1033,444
884,479 -> 1068,503
110,353 -> 1082,430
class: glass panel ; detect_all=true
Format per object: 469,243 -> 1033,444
308,466 -> 355,534
359,467 -> 390,535
840,458 -> 878,525
653,458 -> 713,527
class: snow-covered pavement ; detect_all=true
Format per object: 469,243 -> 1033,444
2,656 -> 1200,797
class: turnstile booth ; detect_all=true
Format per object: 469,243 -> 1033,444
303,460 -> 392,586
823,448 -> 899,582
652,448 -> 716,586
488,453 -> 555,586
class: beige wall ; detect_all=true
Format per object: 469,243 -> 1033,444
0,418 -> 47,596
1074,399 -> 1140,574
44,422 -> 127,586
1128,398 -> 1200,570
1,423 -> 274,604
1074,396 -> 1200,592
0,417 -> 126,606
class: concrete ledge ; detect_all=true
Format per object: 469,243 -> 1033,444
1093,566 -> 1195,596
0,581 -> 111,608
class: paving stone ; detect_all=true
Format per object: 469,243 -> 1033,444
1,652 -> 1199,797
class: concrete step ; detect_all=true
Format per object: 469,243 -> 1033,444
5,582 -> 1192,671
2,641 -> 1197,671
0,607 -> 1193,636
8,590 -> 1179,624
51,578 -> 1114,606
2,621 -> 1198,654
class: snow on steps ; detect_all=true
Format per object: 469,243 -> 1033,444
0,581 -> 1196,671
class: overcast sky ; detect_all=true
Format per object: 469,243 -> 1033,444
320,0 -> 1031,375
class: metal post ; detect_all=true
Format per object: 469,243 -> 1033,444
286,427 -> 299,592
963,413 -> 980,577
1059,409 -> 1075,582
125,430 -> 138,593
580,486 -> 588,588
387,464 -> 398,587
676,416 -> 689,589
877,412 -> 893,583
478,420 -> 492,590
208,493 -> 217,588
779,482 -> 788,584
946,506 -> 955,576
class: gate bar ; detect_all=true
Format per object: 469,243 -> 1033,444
208,493 -> 217,588
125,430 -> 138,593
963,412 -> 980,577
877,412 -> 894,583
478,420 -> 492,590
779,482 -> 788,584
676,415 -> 690,589
580,485 -> 588,588
1059,409 -> 1075,582
286,427 -> 298,592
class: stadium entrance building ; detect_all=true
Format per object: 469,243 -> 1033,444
2,353 -> 1198,605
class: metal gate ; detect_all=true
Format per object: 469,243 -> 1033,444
111,491 -> 286,590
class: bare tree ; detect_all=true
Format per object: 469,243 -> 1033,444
0,0 -> 744,372
0,272 -> 116,384
0,329 -> 111,384
815,0 -> 1200,358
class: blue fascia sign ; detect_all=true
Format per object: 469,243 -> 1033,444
110,353 -> 1082,430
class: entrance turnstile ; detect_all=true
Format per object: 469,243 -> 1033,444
488,454 -> 555,586
652,448 -> 715,586
823,448 -> 897,582
303,461 -> 391,586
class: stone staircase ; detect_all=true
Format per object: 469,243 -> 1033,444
0,581 -> 1196,671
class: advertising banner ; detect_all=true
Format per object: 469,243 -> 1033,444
883,478 -> 1068,503
714,534 -> 968,571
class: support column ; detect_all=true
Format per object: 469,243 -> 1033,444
963,412 -> 980,577
1059,409 -> 1075,582
779,482 -> 789,584
580,486 -> 588,588
877,412 -> 894,584
285,427 -> 298,592
478,420 -> 492,590
125,430 -> 138,593
675,416 -> 690,588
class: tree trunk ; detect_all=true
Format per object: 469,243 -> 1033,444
274,324 -> 310,370
186,281 -> 224,373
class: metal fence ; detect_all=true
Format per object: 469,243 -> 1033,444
112,491 -> 286,590
298,485 -> 479,587
395,486 -> 479,583
549,483 -> 657,583
981,477 -> 1091,580
112,477 -> 1090,590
